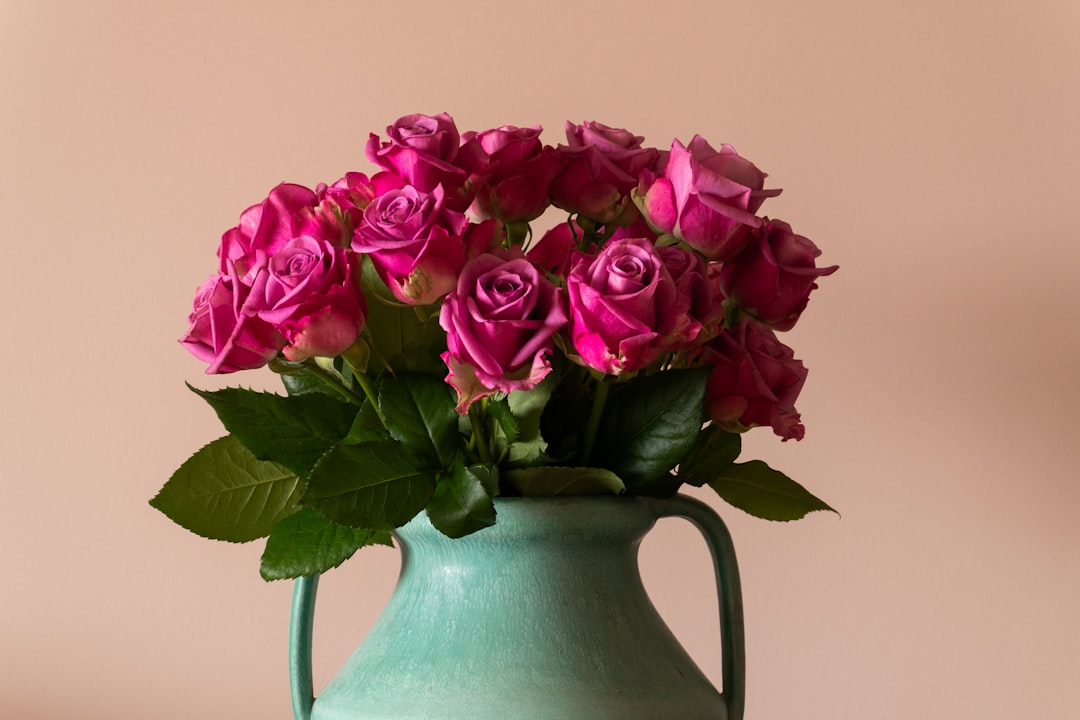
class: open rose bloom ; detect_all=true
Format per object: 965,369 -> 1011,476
167,114 -> 837,572
182,114 -> 835,429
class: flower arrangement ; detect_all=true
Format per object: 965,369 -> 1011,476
152,114 -> 837,580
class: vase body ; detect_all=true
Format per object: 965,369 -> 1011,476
292,495 -> 743,720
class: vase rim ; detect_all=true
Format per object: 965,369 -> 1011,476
396,493 -> 663,546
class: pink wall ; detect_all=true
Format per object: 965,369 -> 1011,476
3,1 -> 1078,717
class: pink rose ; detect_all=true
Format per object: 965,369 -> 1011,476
460,217 -> 505,258
526,219 -> 588,276
551,121 -> 661,225
365,113 -> 474,211
352,182 -> 472,304
187,182 -> 350,373
384,112 -> 461,159
255,236 -> 366,361
657,244 -> 720,349
565,237 -> 687,375
439,251 -> 567,412
637,136 -> 781,261
458,125 -> 561,223
703,317 -> 807,441
718,219 -> 838,332
218,183 -> 326,279
315,172 -> 377,244
180,260 -> 286,374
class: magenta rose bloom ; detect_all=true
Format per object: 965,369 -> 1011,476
718,219 -> 838,332
254,236 -> 366,361
365,112 -> 473,210
186,181 -> 348,373
352,182 -> 473,305
565,237 -> 687,375
458,125 -> 562,223
439,251 -> 567,412
180,260 -> 286,374
527,219 -> 593,276
315,172 -> 377,244
551,121 -> 661,225
703,317 -> 807,441
384,112 -> 461,159
657,244 -> 720,349
217,183 -> 326,279
637,136 -> 781,261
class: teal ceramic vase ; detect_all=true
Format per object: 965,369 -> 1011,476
289,494 -> 744,719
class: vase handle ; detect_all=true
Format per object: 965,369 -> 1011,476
289,574 -> 320,720
652,495 -> 745,720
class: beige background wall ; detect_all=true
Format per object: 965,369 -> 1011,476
3,1 -> 1078,717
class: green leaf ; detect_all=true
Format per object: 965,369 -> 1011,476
678,427 -> 742,487
342,401 -> 389,445
504,466 -> 625,496
302,441 -> 438,530
274,363 -> 341,398
426,463 -> 498,539
361,261 -> 447,374
503,374 -> 556,466
150,435 -> 301,542
593,367 -> 710,489
485,397 -> 519,446
708,460 -> 837,521
259,507 -> 392,581
378,373 -> 461,468
189,385 -> 357,477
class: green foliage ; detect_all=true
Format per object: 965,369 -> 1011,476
259,507 -> 392,581
485,397 -> 519,446
166,292 -> 834,579
504,466 -> 625,496
274,362 -> 341,398
303,440 -> 439,530
535,366 -> 592,464
163,361 -> 834,579
678,427 -> 742,487
426,463 -> 499,538
150,435 -> 302,542
377,373 -> 461,468
343,401 -> 390,444
189,385 -> 358,477
503,375 -> 554,466
361,262 -> 446,375
708,460 -> 837,521
592,368 -> 710,492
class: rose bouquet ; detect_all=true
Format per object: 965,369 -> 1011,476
152,114 -> 837,580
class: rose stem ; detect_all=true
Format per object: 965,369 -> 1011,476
303,360 -> 371,409
579,378 -> 610,467
350,371 -> 386,426
468,400 -> 494,465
